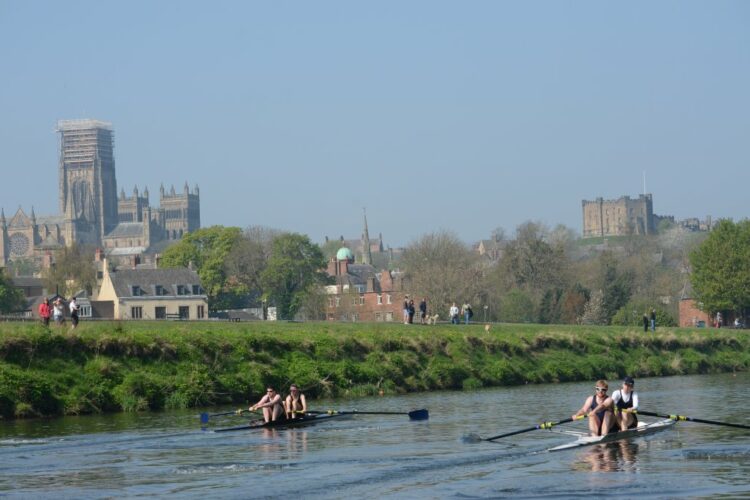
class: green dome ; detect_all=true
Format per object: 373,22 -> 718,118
336,247 -> 354,261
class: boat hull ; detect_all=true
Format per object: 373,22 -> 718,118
213,412 -> 346,433
547,418 -> 676,452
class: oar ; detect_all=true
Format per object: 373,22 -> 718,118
305,408 -> 429,421
199,408 -> 250,424
637,410 -> 750,430
465,415 -> 584,443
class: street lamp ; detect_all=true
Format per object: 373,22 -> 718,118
483,305 -> 489,323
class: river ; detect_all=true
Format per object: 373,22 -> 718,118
1,372 -> 749,498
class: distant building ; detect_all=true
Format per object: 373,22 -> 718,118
97,262 -> 208,320
324,246 -> 407,322
582,194 -> 657,238
0,119 -> 200,266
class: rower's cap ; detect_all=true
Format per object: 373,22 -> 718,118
623,376 -> 635,386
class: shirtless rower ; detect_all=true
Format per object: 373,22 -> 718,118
249,386 -> 286,423
573,379 -> 616,436
285,384 -> 307,419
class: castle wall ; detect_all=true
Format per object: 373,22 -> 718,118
582,194 -> 655,238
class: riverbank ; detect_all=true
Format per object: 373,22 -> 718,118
0,321 -> 748,419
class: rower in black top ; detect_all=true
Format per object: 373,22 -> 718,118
285,384 -> 307,419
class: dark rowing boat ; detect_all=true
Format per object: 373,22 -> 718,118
212,412 -> 347,433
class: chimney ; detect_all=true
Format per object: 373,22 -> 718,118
95,248 -> 104,262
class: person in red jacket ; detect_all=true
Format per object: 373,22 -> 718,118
38,297 -> 51,327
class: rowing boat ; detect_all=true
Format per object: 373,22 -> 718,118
213,412 -> 347,433
547,418 -> 676,452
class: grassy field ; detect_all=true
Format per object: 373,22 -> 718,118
0,320 -> 748,419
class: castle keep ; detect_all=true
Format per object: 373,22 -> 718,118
582,194 -> 656,238
0,119 -> 200,265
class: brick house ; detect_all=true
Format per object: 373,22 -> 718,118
324,246 -> 407,322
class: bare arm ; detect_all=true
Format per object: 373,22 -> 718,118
574,396 -> 594,419
590,396 -> 613,415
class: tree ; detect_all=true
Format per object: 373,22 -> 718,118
223,225 -> 282,305
160,226 -> 243,310
401,231 -> 484,317
0,268 -> 25,313
260,233 -> 328,320
690,219 -> 750,316
42,243 -> 98,297
596,251 -> 634,324
579,289 -> 607,325
499,289 -> 535,323
611,300 -> 677,327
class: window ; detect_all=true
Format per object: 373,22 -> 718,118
155,285 -> 164,296
179,306 -> 190,319
177,285 -> 186,295
192,285 -> 201,295
155,307 -> 166,319
359,295 -> 365,305
351,297 -> 357,306
377,294 -> 382,305
386,294 -> 392,304
335,297 -> 341,307
131,285 -> 141,296
131,306 -> 143,319
385,312 -> 393,322
375,312 -> 383,322
79,305 -> 91,318
197,305 -> 205,319
328,297 -> 335,307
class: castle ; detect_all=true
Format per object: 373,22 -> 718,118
0,119 -> 200,266
582,194 -> 660,238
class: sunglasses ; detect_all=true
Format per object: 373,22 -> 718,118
594,387 -> 608,392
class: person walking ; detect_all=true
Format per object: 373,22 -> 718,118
38,297 -> 51,327
642,313 -> 649,333
462,303 -> 473,325
52,298 -> 65,327
419,298 -> 427,324
403,296 -> 410,324
650,309 -> 656,332
450,303 -> 460,325
408,299 -> 416,324
69,297 -> 80,330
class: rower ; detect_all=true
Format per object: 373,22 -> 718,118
249,386 -> 286,423
611,376 -> 639,431
573,379 -> 616,436
285,384 -> 307,419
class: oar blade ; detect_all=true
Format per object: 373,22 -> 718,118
408,409 -> 429,421
462,433 -> 484,444
200,412 -> 209,425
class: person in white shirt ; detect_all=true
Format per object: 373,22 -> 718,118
591,376 -> 639,432
449,303 -> 460,324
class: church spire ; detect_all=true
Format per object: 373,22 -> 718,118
1,208 -> 6,229
30,206 -> 36,224
361,208 -> 372,265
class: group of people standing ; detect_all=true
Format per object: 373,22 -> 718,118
38,296 -> 80,330
449,302 -> 473,324
403,296 -> 428,324
247,384 -> 308,423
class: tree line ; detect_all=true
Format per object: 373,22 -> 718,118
1,219 -> 747,325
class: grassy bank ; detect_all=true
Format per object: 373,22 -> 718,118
0,321 -> 748,419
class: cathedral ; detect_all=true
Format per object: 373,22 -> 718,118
0,119 -> 200,266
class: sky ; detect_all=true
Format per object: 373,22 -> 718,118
1,1 -> 748,247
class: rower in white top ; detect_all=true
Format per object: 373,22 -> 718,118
591,376 -> 639,432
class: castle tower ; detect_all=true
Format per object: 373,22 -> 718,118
160,182 -> 200,239
361,208 -> 372,265
57,119 -> 118,245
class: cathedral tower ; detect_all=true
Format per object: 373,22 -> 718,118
57,119 -> 118,245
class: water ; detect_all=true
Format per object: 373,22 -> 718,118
1,373 -> 749,498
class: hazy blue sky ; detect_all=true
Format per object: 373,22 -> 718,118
1,1 -> 748,247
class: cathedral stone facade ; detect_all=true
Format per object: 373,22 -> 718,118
0,119 -> 200,266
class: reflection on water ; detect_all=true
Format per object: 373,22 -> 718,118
574,440 -> 640,473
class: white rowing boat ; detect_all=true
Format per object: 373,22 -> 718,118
547,418 -> 676,452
